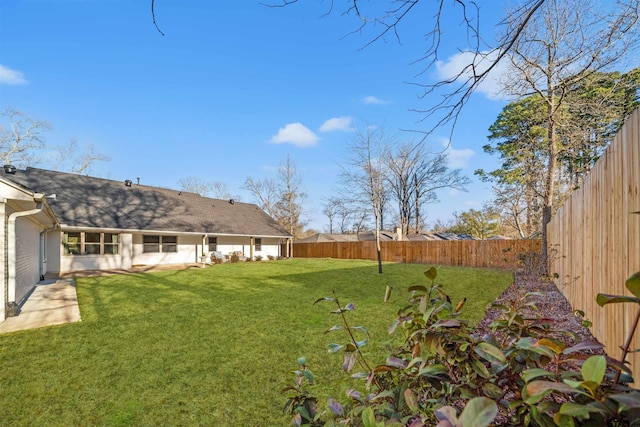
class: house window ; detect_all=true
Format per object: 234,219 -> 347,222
104,233 -> 119,255
85,232 -> 101,255
143,235 -> 160,253
255,238 -> 262,251
63,232 -> 81,255
63,232 -> 120,255
163,236 -> 177,253
143,235 -> 178,253
208,236 -> 217,252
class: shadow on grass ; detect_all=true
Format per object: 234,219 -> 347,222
0,259 -> 513,426
77,259 -> 512,326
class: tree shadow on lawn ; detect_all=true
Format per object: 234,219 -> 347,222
76,260 -> 512,328
0,261 -> 513,426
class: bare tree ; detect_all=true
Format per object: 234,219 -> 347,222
178,176 -> 235,199
386,141 -> 418,235
244,155 -> 307,238
491,184 -> 537,239
258,0 -> 547,136
274,156 -> 308,238
387,140 -> 471,236
323,196 -> 371,234
411,149 -> 470,234
151,0 -> 549,135
71,144 -> 109,175
244,176 -> 279,215
340,127 -> 390,274
322,197 -> 341,234
52,140 -> 109,175
349,207 -> 370,233
500,0 -> 639,264
0,107 -> 51,167
0,108 -> 110,174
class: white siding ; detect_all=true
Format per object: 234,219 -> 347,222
14,216 -> 41,303
60,252 -> 126,272
58,232 -> 134,273
131,234 -> 201,266
209,236 -> 282,260
56,232 -> 285,272
0,202 -> 5,320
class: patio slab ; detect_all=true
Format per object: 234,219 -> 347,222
0,264 -> 204,334
0,279 -> 81,334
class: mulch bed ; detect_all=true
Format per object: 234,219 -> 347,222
473,272 -> 610,425
476,271 -> 604,350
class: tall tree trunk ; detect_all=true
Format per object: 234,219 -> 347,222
542,57 -> 556,274
375,209 -> 383,274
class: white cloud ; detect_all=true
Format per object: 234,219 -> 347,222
269,123 -> 319,147
361,95 -> 390,105
435,50 -> 508,101
0,65 -> 27,85
439,137 -> 475,169
319,116 -> 353,133
447,147 -> 475,168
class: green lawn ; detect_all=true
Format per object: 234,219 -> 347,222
0,259 -> 512,426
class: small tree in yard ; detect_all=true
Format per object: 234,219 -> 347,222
339,127 -> 390,274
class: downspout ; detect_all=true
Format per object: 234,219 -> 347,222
6,195 -> 44,313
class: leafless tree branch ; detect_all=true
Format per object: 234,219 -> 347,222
151,0 -> 165,36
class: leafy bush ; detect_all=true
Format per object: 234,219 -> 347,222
255,255 -> 263,262
284,268 -> 640,426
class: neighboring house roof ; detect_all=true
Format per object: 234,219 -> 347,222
433,232 -> 478,240
297,231 -> 455,243
403,233 -> 445,241
296,232 -> 395,243
0,167 -> 290,238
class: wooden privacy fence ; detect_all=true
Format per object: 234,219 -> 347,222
294,239 -> 541,269
548,107 -> 640,384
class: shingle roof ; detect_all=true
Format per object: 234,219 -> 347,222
0,167 -> 290,237
296,232 -> 395,243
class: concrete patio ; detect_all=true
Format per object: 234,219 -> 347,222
0,279 -> 81,334
0,263 -> 204,334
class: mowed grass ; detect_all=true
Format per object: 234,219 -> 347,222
0,259 -> 513,426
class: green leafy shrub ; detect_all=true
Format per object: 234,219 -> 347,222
255,255 -> 263,262
282,357 -> 322,426
283,268 -> 640,426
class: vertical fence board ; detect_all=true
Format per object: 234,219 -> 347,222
294,239 -> 541,270
548,108 -> 640,384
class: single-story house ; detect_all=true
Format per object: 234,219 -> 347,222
0,165 -> 292,321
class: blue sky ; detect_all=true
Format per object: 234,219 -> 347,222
0,0 -> 511,231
